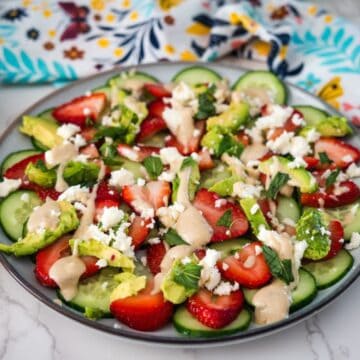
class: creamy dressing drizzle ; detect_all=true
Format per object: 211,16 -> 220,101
27,199 -> 61,233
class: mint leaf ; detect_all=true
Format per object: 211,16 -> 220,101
143,156 -> 163,180
266,172 -> 290,199
195,85 -> 216,120
319,152 -> 332,165
181,156 -> 197,170
218,134 -> 243,157
164,228 -> 187,246
262,245 -> 294,284
325,169 -> 340,188
216,209 -> 233,228
173,261 -> 202,290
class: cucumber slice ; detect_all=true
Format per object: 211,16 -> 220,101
59,268 -> 119,317
107,71 -> 159,88
276,196 -> 301,225
1,149 -> 42,175
303,249 -> 354,290
108,158 -> 145,178
209,238 -> 250,258
173,306 -> 251,337
232,71 -> 287,105
243,268 -> 318,312
38,108 -> 57,122
293,105 -> 328,127
172,66 -> 222,85
0,190 -> 42,241
31,138 -> 49,151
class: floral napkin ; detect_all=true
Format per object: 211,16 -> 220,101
0,0 -> 359,123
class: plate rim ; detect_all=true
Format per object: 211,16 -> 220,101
0,61 -> 359,346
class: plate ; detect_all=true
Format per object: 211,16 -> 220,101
0,62 -> 359,347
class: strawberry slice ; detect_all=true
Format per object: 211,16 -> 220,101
218,242 -> 272,288
267,109 -> 303,140
117,144 -> 160,162
35,186 -> 61,201
236,131 -> 250,146
80,127 -> 97,142
4,153 -> 44,182
198,149 -> 215,171
96,180 -> 120,203
324,220 -> 344,260
146,241 -> 167,275
129,215 -> 151,249
187,289 -> 244,329
122,181 -> 171,212
300,180 -> 360,208
110,279 -> 173,331
94,199 -> 120,222
80,144 -> 99,159
193,189 -> 249,242
52,93 -> 107,127
257,198 -> 273,225
144,83 -> 171,98
165,120 -> 206,155
136,116 -> 167,142
148,99 -> 167,118
314,138 -> 360,169
303,156 -> 320,170
34,236 -> 99,288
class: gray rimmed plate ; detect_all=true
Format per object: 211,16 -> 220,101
0,62 -> 359,347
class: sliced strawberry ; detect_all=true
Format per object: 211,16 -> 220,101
236,131 -> 250,147
129,215 -> 151,249
187,289 -> 244,329
144,83 -> 171,98
34,236 -> 99,287
80,144 -> 99,159
323,220 -> 344,260
193,189 -> 249,242
117,144 -> 160,162
218,241 -> 272,288
94,199 -> 120,222
110,279 -> 173,331
4,153 -> 44,181
198,149 -> 215,171
146,180 -> 171,209
257,198 -> 273,225
96,180 -> 120,203
165,120 -> 206,155
267,109 -> 303,140
80,127 -> 97,142
136,116 -> 167,142
303,156 -> 320,170
314,138 -> 360,169
194,248 -> 206,261
146,241 -> 167,275
35,186 -> 61,201
300,180 -> 360,208
52,93 -> 107,127
148,99 -> 167,118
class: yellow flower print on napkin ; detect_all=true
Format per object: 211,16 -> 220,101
158,0 -> 183,12
317,77 -> 344,109
186,22 -> 210,36
180,50 -> 198,61
91,0 -> 106,12
229,13 -> 259,33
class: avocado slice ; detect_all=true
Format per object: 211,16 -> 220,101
299,116 -> 352,138
110,273 -> 146,302
20,115 -> 62,149
240,197 -> 270,235
0,201 -> 79,256
25,160 -> 56,188
259,156 -> 317,193
208,175 -> 240,197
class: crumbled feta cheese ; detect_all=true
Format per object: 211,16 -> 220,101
73,201 -> 86,213
137,178 -> 146,186
266,132 -> 311,158
102,115 -> 113,126
111,223 -> 134,258
345,232 -> 360,250
288,157 -> 307,169
291,113 -> 304,126
254,245 -> 263,255
71,134 -> 87,148
214,199 -> 227,208
346,163 -> 360,178
148,237 -> 160,245
306,128 -> 321,143
156,202 -> 185,228
250,203 -> 260,215
199,249 -> 221,268
181,256 -> 191,265
190,152 -> 200,162
109,168 -> 135,188
171,81 -> 197,106
293,240 -> 308,270
140,207 -> 155,219
159,147 -> 183,168
342,155 -> 353,163
58,185 -> 90,203
256,105 -> 293,130
57,124 -> 81,140
84,224 -> 111,245
0,178 -> 22,197
213,281 -> 239,296
96,259 -> 108,268
158,171 -> 175,182
99,207 -> 125,230
232,181 -> 262,199
20,192 -> 30,202
83,107 -> 91,116
140,256 -> 147,266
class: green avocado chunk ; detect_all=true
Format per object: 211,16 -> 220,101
63,161 -> 100,187
296,208 -> 331,260
25,160 -> 56,188
259,156 -> 317,193
240,197 -> 270,235
208,175 -> 240,197
110,273 -> 146,302
0,201 -> 79,256
300,116 -> 352,138
20,115 -> 62,149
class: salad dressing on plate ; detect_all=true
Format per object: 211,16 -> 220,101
27,199 -> 60,233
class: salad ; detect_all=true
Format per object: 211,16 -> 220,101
0,65 -> 359,337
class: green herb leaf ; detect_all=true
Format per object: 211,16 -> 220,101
164,228 -> 187,246
94,126 -> 127,141
143,156 -> 163,180
84,307 -> 105,320
319,152 -> 332,165
262,245 -> 294,284
216,209 -> 233,228
325,169 -> 340,188
266,172 -> 290,199
195,85 -> 216,120
218,134 -> 243,157
173,261 -> 202,290
63,161 -> 100,187
180,156 -> 197,170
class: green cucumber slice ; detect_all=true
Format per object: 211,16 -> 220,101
293,105 -> 328,127
276,196 -> 301,226
303,249 -> 354,290
172,66 -> 222,85
232,71 -> 287,105
243,268 -> 317,312
31,138 -> 49,151
107,71 -> 159,88
1,149 -> 42,176
38,108 -> 57,122
173,306 -> 251,337
209,238 -> 250,258
58,268 -> 119,317
0,190 -> 42,242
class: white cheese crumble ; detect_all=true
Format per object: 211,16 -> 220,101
345,232 -> 360,250
306,128 -> 321,143
250,203 -> 260,215
0,177 -> 22,197
99,207 -> 125,231
83,107 -> 91,116
181,256 -> 191,265
156,202 -> 185,228
288,157 -> 307,169
58,185 -> 90,203
213,281 -> 239,296
293,240 -> 308,270
254,245 -> 263,255
342,154 -> 354,163
70,134 -> 87,148
148,237 -> 160,245
256,105 -> 293,130
233,182 -> 262,199
95,258 -> 108,269
56,124 -> 81,140
199,249 -> 222,291
109,169 -> 135,188
214,199 -> 227,208
346,163 -> 360,178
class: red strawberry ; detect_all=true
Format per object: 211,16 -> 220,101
35,186 -> 61,201
129,215 -> 151,249
314,138 -> 360,169
165,120 -> 206,155
323,220 -> 344,260
146,241 -> 167,275
136,116 -> 167,142
148,99 -> 167,118
187,289 -> 244,329
96,180 -> 120,203
218,242 -> 272,288
267,109 -> 303,140
144,83 -> 171,98
80,127 -> 97,142
110,279 -> 173,331
257,198 -> 273,225
236,131 -> 250,146
117,144 -> 160,162
303,156 -> 320,170
34,236 -> 99,287
198,149 -> 215,171
94,199 -> 120,222
80,144 -> 99,159
122,181 -> 171,212
193,189 -> 249,242
52,93 -> 107,127
300,180 -> 360,208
